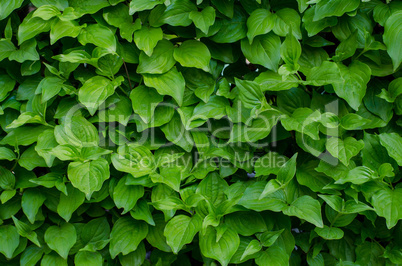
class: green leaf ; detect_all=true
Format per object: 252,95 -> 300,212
335,166 -> 376,185
45,223 -> 77,259
81,217 -> 110,250
78,24 -> 116,53
67,158 -> 110,200
237,181 -> 287,212
21,188 -> 46,224
209,7 -> 247,43
315,225 -> 344,240
0,0 -> 24,20
146,213 -> 172,252
229,110 -> 282,143
280,32 -> 301,69
196,172 -> 228,205
0,167 -> 15,190
130,199 -> 155,226
35,129 -> 58,167
255,245 -> 289,266
189,6 -> 215,35
143,67 -> 185,106
17,15 -> 52,45
119,242 -> 146,265
235,78 -> 264,110
0,147 -> 16,161
257,230 -> 284,247
241,32 -> 281,71
130,85 -> 163,123
10,40 -> 39,65
50,18 -> 85,45
340,113 -> 371,130
41,253 -> 67,266
272,8 -> 302,39
326,137 -> 365,166
57,184 -> 85,222
157,0 -> 197,27
332,61 -> 371,110
383,10 -> 402,71
174,40 -> 211,72
277,153 -> 297,186
254,152 -> 288,177
332,31 -> 358,62
103,4 -> 141,42
6,112 -> 45,129
129,0 -> 163,15
54,116 -> 99,147
254,70 -> 299,92
12,216 -> 41,247
377,78 -> 402,103
231,238 -> 262,263
224,212 -> 267,236
283,195 -> 324,228
113,176 -> 144,214
0,225 -> 20,259
371,188 -> 402,229
0,74 -> 16,102
109,216 -> 148,258
281,108 -> 321,140
314,0 -> 360,21
306,61 -> 342,86
38,76 -> 65,103
302,6 -> 338,37
31,4 -> 60,20
134,26 -> 163,56
19,145 -> 47,170
164,214 -> 202,254
246,9 -> 275,44
78,76 -> 123,115
200,227 -> 240,266
20,246 -> 44,266
75,251 -> 103,266
0,39 -> 17,61
111,145 -> 156,177
378,133 -> 402,166
137,39 -> 176,74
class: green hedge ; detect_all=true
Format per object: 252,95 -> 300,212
0,0 -> 401,265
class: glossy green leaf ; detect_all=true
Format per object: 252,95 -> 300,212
78,76 -> 123,116
379,133 -> 402,166
332,61 -> 371,111
113,176 -> 144,214
199,227 -> 240,266
314,0 -> 360,21
0,0 -> 24,20
174,40 -> 211,72
67,158 -> 110,199
164,214 -> 202,254
371,188 -> 402,229
137,39 -> 176,74
326,137 -> 365,166
134,26 -> 163,56
78,24 -> 116,52
143,67 -> 185,106
109,216 -> 148,258
241,32 -> 281,71
283,195 -> 324,228
21,188 -> 46,224
246,9 -> 275,44
44,223 -> 77,259
0,225 -> 20,259
383,11 -> 402,71
189,6 -> 215,34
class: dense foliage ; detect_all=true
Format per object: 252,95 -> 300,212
0,0 -> 402,265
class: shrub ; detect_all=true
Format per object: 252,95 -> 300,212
0,0 -> 401,265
